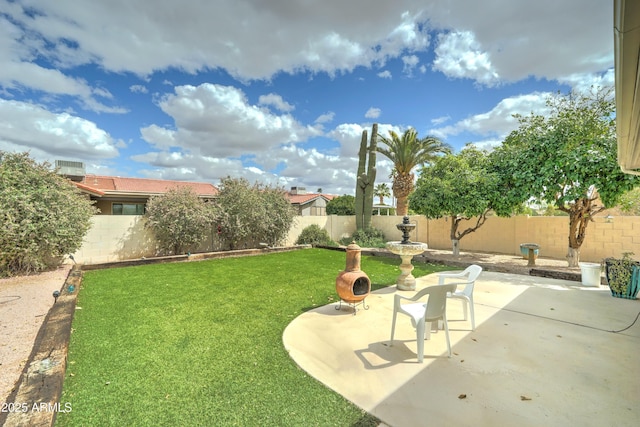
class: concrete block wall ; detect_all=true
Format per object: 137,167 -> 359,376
73,216 -> 155,265
72,214 -> 640,265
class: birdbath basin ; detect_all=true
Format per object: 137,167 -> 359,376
386,240 -> 428,291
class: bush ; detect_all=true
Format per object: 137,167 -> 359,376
145,187 -> 214,255
326,195 -> 355,215
213,177 -> 296,250
0,152 -> 97,276
295,224 -> 335,246
340,227 -> 386,248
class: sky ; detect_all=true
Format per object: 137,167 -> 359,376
0,0 -> 614,201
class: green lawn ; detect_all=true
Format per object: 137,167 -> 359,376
57,248 -> 452,426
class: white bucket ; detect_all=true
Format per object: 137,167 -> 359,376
579,262 -> 601,287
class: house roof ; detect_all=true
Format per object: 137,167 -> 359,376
286,192 -> 335,205
76,175 -> 218,198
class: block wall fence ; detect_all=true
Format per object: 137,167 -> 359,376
71,214 -> 640,265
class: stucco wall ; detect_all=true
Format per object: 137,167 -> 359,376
71,214 -> 640,265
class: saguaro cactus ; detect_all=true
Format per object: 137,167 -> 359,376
355,124 -> 378,230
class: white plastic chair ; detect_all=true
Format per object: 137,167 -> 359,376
438,264 -> 483,331
390,284 -> 456,363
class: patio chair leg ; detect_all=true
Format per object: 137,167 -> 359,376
416,319 -> 425,363
390,311 -> 397,345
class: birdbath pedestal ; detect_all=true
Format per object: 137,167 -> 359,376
386,216 -> 428,291
386,241 -> 429,291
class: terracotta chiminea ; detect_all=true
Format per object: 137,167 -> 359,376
335,242 -> 371,314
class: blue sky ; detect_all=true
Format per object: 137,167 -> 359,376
0,0 -> 614,200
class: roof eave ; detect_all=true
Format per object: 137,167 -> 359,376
614,0 -> 640,174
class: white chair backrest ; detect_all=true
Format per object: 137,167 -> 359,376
465,264 -> 483,282
458,265 -> 482,296
423,284 -> 456,320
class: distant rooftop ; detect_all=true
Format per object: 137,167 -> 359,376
76,175 -> 218,198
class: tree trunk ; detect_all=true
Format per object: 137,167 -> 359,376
566,247 -> 580,267
392,172 -> 413,217
565,198 -> 593,267
396,197 -> 408,216
450,215 -> 461,257
452,239 -> 460,258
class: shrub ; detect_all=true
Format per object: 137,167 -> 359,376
295,224 -> 334,246
340,227 -> 386,248
0,152 -> 97,276
145,187 -> 215,255
326,195 -> 355,215
213,177 -> 296,250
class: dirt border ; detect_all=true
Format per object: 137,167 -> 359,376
1,268 -> 80,427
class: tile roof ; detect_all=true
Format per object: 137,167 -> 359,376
286,193 -> 335,204
77,175 -> 218,197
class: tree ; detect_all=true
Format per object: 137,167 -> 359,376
145,187 -> 214,255
213,177 -> 296,250
410,146 -> 505,257
377,128 -> 451,216
0,152 -> 97,276
374,183 -> 391,205
617,187 -> 640,215
326,195 -> 356,215
491,87 -> 639,266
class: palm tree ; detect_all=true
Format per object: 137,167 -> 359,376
374,183 -> 391,205
377,128 -> 451,216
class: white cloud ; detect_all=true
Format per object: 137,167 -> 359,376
130,85 -> 149,94
1,1 -> 431,82
424,0 -> 612,84
0,14 -> 125,113
0,1 -> 613,116
0,98 -> 121,161
315,111 -> 335,124
432,31 -> 500,86
402,54 -> 420,75
431,92 -> 551,142
431,115 -> 450,125
141,83 -> 319,157
365,107 -> 381,119
377,70 -> 392,79
258,93 -> 294,112
557,69 -> 615,95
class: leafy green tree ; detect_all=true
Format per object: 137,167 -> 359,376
145,186 -> 214,255
377,128 -> 451,216
410,146 -> 505,257
326,194 -> 356,215
0,152 -> 97,276
617,187 -> 640,215
490,87 -> 639,266
374,182 -> 391,205
213,177 -> 296,250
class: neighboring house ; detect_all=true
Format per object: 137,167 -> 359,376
74,174 -> 218,215
286,187 -> 335,216
57,161 -> 332,216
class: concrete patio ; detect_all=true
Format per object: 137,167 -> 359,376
283,271 -> 640,427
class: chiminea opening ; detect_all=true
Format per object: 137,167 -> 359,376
335,242 -> 370,315
352,277 -> 369,296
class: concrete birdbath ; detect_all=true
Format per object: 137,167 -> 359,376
385,216 -> 428,291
